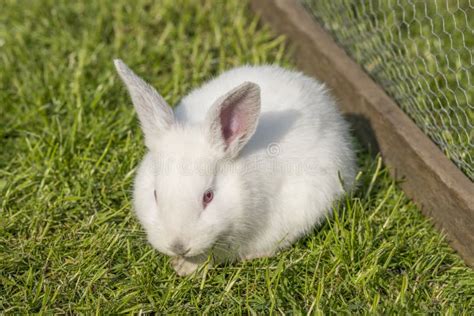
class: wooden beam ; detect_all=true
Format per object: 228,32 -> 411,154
250,0 -> 474,267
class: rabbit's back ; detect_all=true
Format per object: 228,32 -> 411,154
175,66 -> 353,174
176,65 -> 331,121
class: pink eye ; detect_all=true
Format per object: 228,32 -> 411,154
203,189 -> 214,208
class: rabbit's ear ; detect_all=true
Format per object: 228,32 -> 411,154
206,82 -> 261,158
114,59 -> 174,142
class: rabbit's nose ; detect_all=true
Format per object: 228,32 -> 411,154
170,240 -> 191,256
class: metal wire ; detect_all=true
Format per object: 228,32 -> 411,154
302,0 -> 473,180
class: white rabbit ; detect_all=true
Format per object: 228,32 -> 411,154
114,60 -> 356,276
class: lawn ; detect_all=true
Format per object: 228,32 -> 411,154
1,0 -> 473,313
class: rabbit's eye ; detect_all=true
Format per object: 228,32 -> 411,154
153,190 -> 157,202
202,189 -> 214,208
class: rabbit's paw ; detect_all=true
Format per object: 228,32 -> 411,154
171,257 -> 199,276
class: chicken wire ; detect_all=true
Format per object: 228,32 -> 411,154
301,0 -> 473,180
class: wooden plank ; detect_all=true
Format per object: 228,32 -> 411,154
250,0 -> 474,267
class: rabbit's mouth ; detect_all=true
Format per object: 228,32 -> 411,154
181,231 -> 232,259
181,244 -> 220,260
180,252 -> 208,264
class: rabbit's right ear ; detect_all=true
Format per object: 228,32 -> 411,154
114,59 -> 174,143
205,82 -> 261,158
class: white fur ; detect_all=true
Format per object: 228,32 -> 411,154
115,61 -> 357,276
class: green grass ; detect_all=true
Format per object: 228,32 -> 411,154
1,0 -> 473,313
303,0 -> 474,180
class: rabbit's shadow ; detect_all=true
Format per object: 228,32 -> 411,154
243,109 -> 301,155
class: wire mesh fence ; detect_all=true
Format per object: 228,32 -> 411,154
301,0 -> 473,180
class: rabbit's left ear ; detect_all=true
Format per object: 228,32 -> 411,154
114,59 -> 174,146
205,82 -> 261,158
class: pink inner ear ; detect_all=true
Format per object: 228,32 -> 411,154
221,105 -> 242,146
